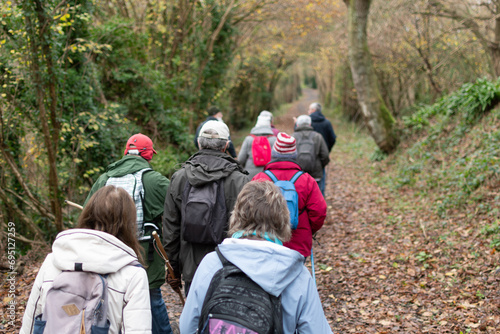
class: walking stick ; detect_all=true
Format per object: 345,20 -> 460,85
152,231 -> 185,306
311,245 -> 316,285
65,200 -> 83,210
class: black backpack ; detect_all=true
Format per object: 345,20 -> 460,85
198,247 -> 283,334
181,179 -> 227,244
296,131 -> 316,174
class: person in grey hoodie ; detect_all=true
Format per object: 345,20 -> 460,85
179,181 -> 332,333
293,115 -> 330,185
163,121 -> 250,296
237,114 -> 277,179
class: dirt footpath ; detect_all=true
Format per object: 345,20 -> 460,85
273,87 -> 319,134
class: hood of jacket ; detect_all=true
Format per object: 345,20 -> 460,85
265,159 -> 302,172
250,126 -> 274,136
218,238 -> 305,297
104,155 -> 151,178
51,229 -> 140,274
309,110 -> 326,122
185,149 -> 247,187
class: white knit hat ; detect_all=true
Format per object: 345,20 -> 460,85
259,110 -> 273,120
255,115 -> 272,128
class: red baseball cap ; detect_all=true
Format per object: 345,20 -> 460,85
123,133 -> 157,161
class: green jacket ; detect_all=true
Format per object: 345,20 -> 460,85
85,155 -> 170,289
163,149 -> 250,284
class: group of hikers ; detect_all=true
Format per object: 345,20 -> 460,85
20,102 -> 337,334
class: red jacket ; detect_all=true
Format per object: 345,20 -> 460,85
252,160 -> 327,257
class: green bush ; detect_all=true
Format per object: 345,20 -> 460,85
386,78 -> 500,217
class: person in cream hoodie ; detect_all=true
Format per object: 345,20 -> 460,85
21,185 -> 151,334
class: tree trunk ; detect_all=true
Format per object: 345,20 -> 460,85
491,6 -> 500,77
344,0 -> 398,153
27,1 -> 64,231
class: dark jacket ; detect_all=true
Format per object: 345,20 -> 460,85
293,125 -> 330,179
253,160 -> 327,257
85,155 -> 170,289
309,110 -> 336,152
163,149 -> 250,283
194,116 -> 237,158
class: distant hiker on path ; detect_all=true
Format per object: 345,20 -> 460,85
21,186 -> 152,334
253,132 -> 327,259
237,114 -> 277,179
85,133 -> 172,334
179,181 -> 333,333
308,102 -> 336,196
163,120 -> 249,296
294,115 -> 330,189
194,106 -> 237,158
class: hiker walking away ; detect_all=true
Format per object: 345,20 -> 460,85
194,106 -> 237,158
21,186 -> 152,334
163,120 -> 250,296
85,134 -> 173,334
237,114 -> 277,179
294,115 -> 330,190
253,132 -> 326,259
308,102 -> 336,196
180,181 -> 333,333
259,110 -> 280,136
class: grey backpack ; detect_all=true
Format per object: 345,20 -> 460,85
181,179 -> 227,245
34,271 -> 110,334
296,132 -> 316,174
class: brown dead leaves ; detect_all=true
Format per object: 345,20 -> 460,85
311,133 -> 500,333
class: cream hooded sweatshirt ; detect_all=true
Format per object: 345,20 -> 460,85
20,229 -> 151,334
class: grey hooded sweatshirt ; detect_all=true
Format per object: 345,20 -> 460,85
237,125 -> 277,179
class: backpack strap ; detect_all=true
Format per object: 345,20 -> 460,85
264,170 -> 278,182
272,295 -> 284,334
290,171 -> 304,183
136,167 -> 153,216
215,246 -> 231,267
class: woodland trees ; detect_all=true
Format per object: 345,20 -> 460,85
343,0 -> 398,153
426,0 -> 500,77
0,0 -> 304,244
0,0 -> 497,244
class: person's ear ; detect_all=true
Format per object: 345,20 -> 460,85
223,141 -> 230,152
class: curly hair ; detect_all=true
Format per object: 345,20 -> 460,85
228,180 -> 292,243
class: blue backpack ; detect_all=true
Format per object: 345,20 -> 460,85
264,170 -> 303,230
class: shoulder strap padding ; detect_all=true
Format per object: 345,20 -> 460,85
264,170 -> 278,182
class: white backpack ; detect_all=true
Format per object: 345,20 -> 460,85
105,168 -> 152,240
34,271 -> 109,334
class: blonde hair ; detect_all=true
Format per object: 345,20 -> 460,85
228,181 -> 292,242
